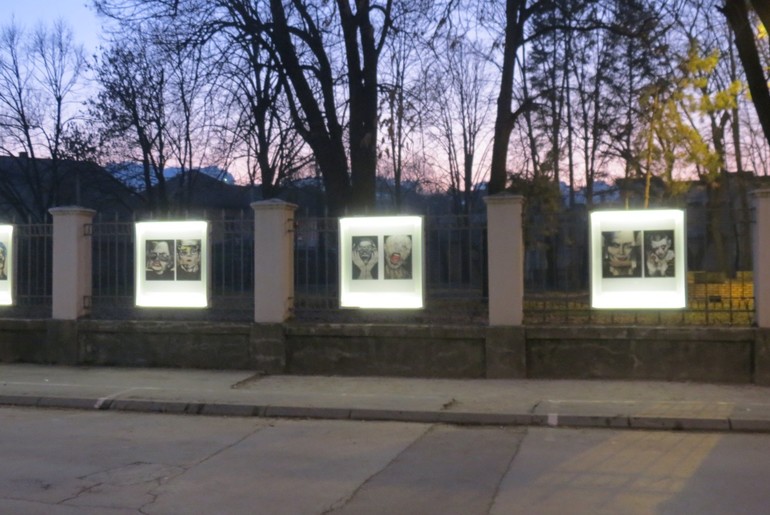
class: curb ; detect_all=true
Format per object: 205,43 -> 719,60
4,394 -> 770,433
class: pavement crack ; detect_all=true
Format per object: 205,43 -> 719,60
321,424 -> 436,514
56,481 -> 103,505
138,423 -> 269,513
486,428 -> 527,515
529,401 -> 542,414
230,373 -> 266,390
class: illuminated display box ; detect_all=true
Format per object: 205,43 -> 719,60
135,221 -> 209,308
590,209 -> 686,309
0,225 -> 14,305
339,216 -> 424,309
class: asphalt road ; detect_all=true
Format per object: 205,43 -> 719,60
2,407 -> 770,514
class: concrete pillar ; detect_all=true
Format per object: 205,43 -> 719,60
752,189 -> 770,328
251,200 -> 298,323
484,193 -> 524,326
49,206 -> 96,320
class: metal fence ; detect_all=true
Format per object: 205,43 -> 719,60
293,215 -> 488,323
5,207 -> 757,326
9,223 -> 53,318
521,204 -> 755,326
86,212 -> 488,322
90,211 -> 255,320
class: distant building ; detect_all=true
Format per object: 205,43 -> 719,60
136,171 -> 256,216
0,154 -> 136,222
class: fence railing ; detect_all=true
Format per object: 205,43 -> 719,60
293,215 -> 488,323
90,211 -> 256,320
520,204 -> 755,326
4,207 -> 757,326
11,223 -> 53,318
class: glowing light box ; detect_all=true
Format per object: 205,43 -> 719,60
590,209 -> 686,309
0,225 -> 14,305
135,221 -> 209,308
339,216 -> 424,309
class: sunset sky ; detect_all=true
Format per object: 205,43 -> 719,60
6,0 -> 102,52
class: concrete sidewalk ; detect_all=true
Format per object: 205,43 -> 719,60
2,363 -> 770,432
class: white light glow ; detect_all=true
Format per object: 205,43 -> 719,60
340,292 -> 424,310
135,221 -> 209,308
592,291 -> 685,309
0,225 -> 13,306
590,209 -> 686,309
339,216 -> 424,309
136,291 -> 208,308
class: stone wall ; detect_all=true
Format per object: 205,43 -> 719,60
284,324 -> 486,378
0,320 -> 766,385
526,326 -> 754,383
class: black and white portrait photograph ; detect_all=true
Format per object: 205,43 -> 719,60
591,210 -> 686,310
601,230 -> 642,278
351,236 -> 378,280
644,230 -> 676,277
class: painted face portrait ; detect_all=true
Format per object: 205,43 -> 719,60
602,231 -> 641,278
146,240 -> 174,280
352,236 -> 378,280
0,242 -> 7,280
384,234 -> 412,280
356,238 -> 376,263
176,239 -> 201,274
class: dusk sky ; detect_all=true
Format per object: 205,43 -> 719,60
6,0 -> 102,52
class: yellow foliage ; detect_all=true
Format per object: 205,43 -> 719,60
668,180 -> 691,197
635,39 -> 736,184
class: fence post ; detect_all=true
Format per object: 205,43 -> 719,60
251,200 -> 298,323
484,193 -> 524,326
49,206 -> 96,320
753,190 -> 770,328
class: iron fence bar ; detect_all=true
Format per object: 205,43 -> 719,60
0,206 -> 756,326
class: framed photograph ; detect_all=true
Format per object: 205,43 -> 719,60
590,210 -> 686,309
339,216 -> 424,309
0,225 -> 14,305
135,221 -> 209,308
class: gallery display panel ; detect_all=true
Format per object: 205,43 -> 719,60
590,209 -> 686,309
0,225 -> 14,305
339,216 -> 424,309
135,221 -> 209,308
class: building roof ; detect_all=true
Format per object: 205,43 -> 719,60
0,154 -> 137,222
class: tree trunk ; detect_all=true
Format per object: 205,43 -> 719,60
489,0 -> 529,194
339,0 -> 381,214
269,0 -> 352,216
722,0 -> 770,150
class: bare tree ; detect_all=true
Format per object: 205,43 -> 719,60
0,19 -> 86,221
487,0 -> 548,195
96,0 -> 400,215
259,0 -> 395,214
425,34 -> 492,215
91,36 -> 171,211
378,1 -> 432,211
214,3 -> 310,199
570,4 -> 626,207
523,4 -> 569,193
